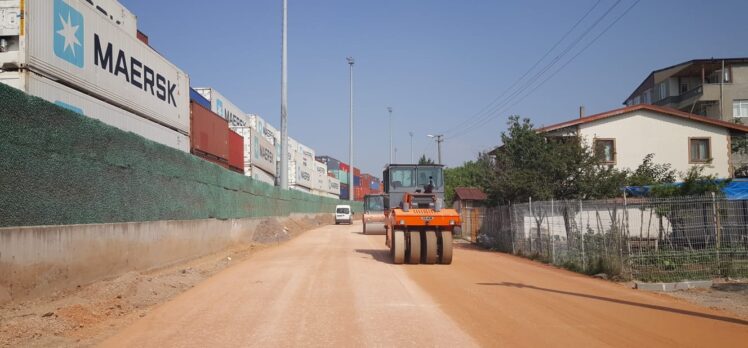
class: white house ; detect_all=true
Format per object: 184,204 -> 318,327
538,104 -> 748,178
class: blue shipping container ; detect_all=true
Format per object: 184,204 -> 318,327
370,182 -> 380,190
190,88 -> 211,110
354,176 -> 361,187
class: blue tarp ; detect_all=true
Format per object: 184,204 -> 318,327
625,179 -> 748,200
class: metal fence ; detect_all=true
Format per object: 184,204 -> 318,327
474,194 -> 748,282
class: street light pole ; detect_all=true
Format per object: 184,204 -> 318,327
347,57 -> 355,201
409,131 -> 414,164
279,0 -> 288,189
387,107 -> 393,164
427,134 -> 444,165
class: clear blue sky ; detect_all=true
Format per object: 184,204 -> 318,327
122,0 -> 748,177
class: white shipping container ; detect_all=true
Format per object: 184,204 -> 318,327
0,70 -> 188,152
80,0 -> 137,37
315,161 -> 327,191
193,87 -> 252,129
251,167 -> 275,186
250,128 -> 276,175
294,161 -> 314,189
0,0 -> 189,133
327,177 -> 341,196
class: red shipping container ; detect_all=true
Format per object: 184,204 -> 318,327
228,130 -> 244,172
196,152 -> 229,169
354,167 -> 361,177
339,162 -> 350,172
190,101 -> 229,161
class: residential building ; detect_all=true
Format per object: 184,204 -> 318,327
538,104 -> 748,178
623,58 -> 748,121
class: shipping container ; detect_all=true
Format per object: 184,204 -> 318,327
1,0 -> 191,134
327,177 -> 341,196
195,153 -> 228,169
228,130 -> 243,172
354,175 -> 361,187
251,167 -> 275,186
354,167 -> 361,178
136,30 -> 148,45
340,183 -> 350,201
339,162 -> 350,172
250,127 -> 276,175
190,100 -> 228,160
294,161 -> 314,189
0,70 -> 189,152
82,0 -> 138,37
194,87 -> 252,129
190,88 -> 210,110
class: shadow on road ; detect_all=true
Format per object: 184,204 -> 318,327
355,249 -> 392,264
477,282 -> 748,326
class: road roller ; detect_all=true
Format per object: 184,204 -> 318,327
383,164 -> 461,265
362,194 -> 387,234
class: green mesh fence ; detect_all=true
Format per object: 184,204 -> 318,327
0,83 -> 361,227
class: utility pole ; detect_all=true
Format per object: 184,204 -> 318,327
427,134 -> 444,164
279,0 -> 288,189
409,131 -> 414,164
388,107 -> 393,164
347,57 -> 355,201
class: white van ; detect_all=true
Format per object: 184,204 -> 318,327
335,205 -> 353,225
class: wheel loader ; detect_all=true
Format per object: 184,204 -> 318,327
383,164 -> 461,264
362,194 -> 387,234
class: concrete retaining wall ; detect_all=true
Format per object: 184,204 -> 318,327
0,214 -> 329,304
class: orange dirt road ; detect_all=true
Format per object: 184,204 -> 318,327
102,222 -> 748,347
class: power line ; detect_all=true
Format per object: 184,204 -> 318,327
438,0 -> 604,135
447,0 -> 640,140
446,0 -> 623,139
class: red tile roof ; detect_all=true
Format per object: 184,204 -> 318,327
537,104 -> 748,134
454,187 -> 488,201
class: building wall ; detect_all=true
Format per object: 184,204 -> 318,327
578,110 -> 731,177
725,65 -> 748,120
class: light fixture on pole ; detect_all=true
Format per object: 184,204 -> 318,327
347,57 -> 355,201
409,131 -> 414,164
427,134 -> 444,165
387,107 -> 393,164
279,0 -> 289,189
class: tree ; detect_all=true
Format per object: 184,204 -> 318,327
418,155 -> 435,165
626,154 -> 677,187
491,116 -> 627,203
651,165 -> 729,197
444,154 -> 494,205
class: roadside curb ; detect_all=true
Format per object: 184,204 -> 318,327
634,280 -> 713,292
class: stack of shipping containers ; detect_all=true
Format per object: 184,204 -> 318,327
0,0 -> 357,199
0,0 -> 190,152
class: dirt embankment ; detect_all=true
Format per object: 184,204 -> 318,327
0,214 -> 330,348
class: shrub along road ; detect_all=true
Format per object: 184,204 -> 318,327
102,222 -> 748,347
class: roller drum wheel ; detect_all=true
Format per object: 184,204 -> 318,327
392,230 -> 405,264
407,231 -> 421,264
363,223 -> 367,235
422,230 -> 438,264
439,231 -> 453,265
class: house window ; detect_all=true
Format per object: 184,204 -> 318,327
659,83 -> 668,100
680,82 -> 689,94
734,99 -> 748,118
689,138 -> 711,163
594,139 -> 616,164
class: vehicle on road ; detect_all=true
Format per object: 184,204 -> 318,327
383,164 -> 461,264
362,194 -> 387,234
335,205 -> 353,225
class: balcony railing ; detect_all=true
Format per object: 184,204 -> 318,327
654,85 -> 703,106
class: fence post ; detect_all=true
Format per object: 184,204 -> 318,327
579,199 -> 586,271
551,198 -> 556,264
712,192 -> 721,274
621,191 -> 627,277
529,197 -> 534,253
509,201 -> 516,254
